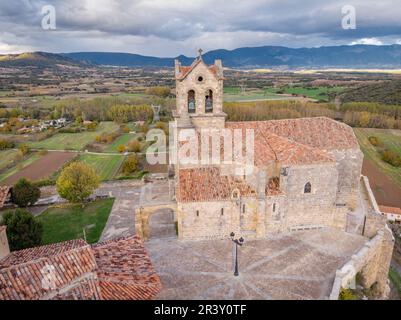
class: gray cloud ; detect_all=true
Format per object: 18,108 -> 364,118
0,0 -> 401,55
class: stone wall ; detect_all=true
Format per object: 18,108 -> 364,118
273,163 -> 344,232
328,225 -> 394,299
0,226 -> 10,260
177,197 -> 259,240
175,60 -> 224,128
328,148 -> 363,208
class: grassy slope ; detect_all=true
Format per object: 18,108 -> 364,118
0,153 -> 41,183
354,127 -> 401,187
0,149 -> 19,171
27,122 -> 119,150
77,153 -> 124,180
389,267 -> 401,298
36,198 -> 114,244
103,133 -> 136,153
341,80 -> 401,105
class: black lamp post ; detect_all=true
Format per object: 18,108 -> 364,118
230,232 -> 244,276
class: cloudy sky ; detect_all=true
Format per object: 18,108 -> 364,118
1,0 -> 401,56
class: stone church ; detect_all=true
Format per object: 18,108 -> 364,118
172,53 -> 364,240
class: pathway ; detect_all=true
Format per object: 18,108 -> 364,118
99,180 -> 174,242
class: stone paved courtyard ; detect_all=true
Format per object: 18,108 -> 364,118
145,228 -> 367,300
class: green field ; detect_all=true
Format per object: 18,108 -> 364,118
265,86 -> 345,101
0,152 -> 41,183
77,153 -> 124,180
0,149 -> 19,171
36,198 -> 114,244
354,127 -> 401,187
389,267 -> 401,298
103,133 -> 136,153
224,86 -> 285,102
27,122 -> 119,151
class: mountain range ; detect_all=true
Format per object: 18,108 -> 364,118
1,45 -> 401,69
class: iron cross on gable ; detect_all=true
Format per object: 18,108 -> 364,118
198,48 -> 203,58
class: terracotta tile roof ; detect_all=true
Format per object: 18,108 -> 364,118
0,236 -> 161,300
379,205 -> 401,216
92,235 -> 161,300
0,242 -> 100,300
177,167 -> 257,202
176,58 -> 221,80
0,186 -> 10,208
0,239 -> 87,267
226,121 -> 335,166
239,117 -> 359,151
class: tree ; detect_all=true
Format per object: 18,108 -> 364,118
18,143 -> 30,156
122,155 -> 138,175
146,86 -> 171,98
127,139 -> 142,153
56,162 -> 100,203
1,209 -> 43,251
12,178 -> 41,207
117,144 -> 126,153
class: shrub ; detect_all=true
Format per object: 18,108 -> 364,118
146,86 -> 171,98
18,143 -> 30,155
1,209 -> 43,251
139,124 -> 149,134
120,124 -> 130,133
127,139 -> 142,153
381,149 -> 401,167
339,288 -> 357,300
368,136 -> 381,147
12,178 -> 41,207
0,139 -> 15,150
122,154 -> 138,175
117,144 -> 126,153
56,162 -> 100,203
85,121 -> 98,131
38,149 -> 48,156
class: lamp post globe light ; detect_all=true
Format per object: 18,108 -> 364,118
230,232 -> 244,276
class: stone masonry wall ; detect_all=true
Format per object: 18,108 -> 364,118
275,163 -> 343,232
328,148 -> 363,209
177,198 -> 258,240
176,61 -> 224,122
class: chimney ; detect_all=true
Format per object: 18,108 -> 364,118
0,226 -> 10,259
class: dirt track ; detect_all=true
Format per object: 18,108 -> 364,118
1,151 -> 76,186
362,159 -> 401,208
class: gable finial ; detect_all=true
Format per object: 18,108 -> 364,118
198,48 -> 203,59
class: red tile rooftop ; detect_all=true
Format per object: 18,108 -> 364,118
176,117 -> 355,203
176,58 -> 222,80
0,236 -> 161,300
379,205 -> 401,216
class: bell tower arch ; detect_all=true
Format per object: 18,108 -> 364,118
173,49 -> 226,130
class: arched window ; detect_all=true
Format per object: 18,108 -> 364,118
205,89 -> 213,113
242,204 -> 246,213
304,182 -> 312,194
188,90 -> 195,113
221,208 -> 224,216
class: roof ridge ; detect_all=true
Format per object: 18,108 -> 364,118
0,244 -> 96,273
0,239 -> 90,269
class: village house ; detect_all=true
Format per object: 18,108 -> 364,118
0,227 -> 161,300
